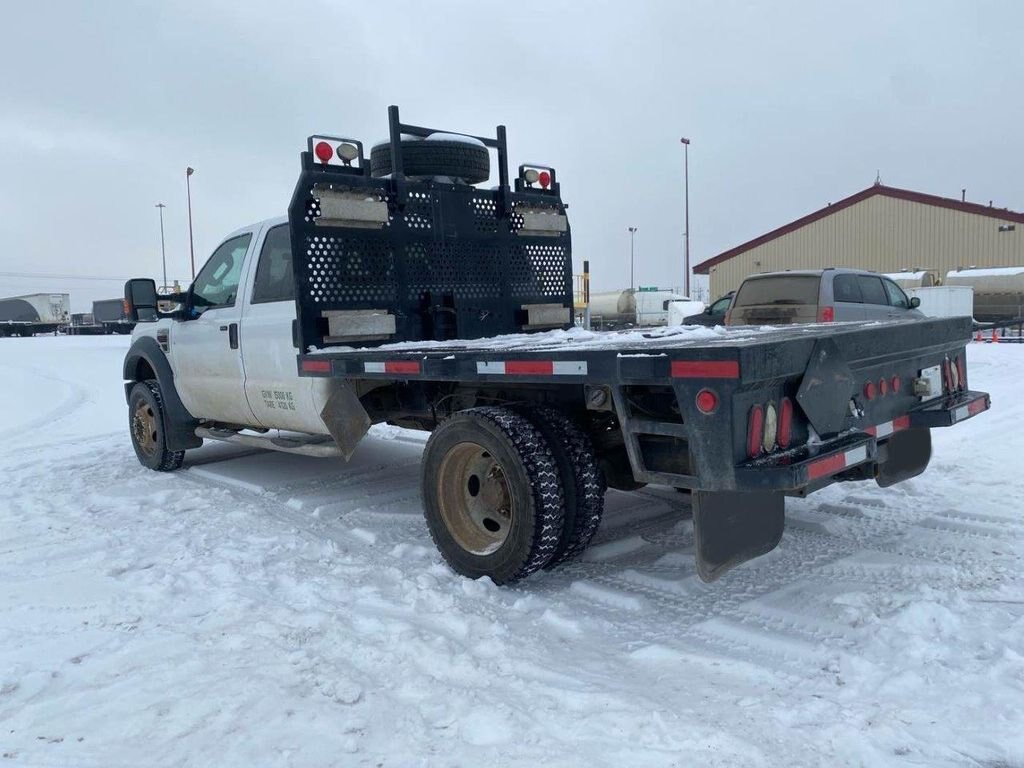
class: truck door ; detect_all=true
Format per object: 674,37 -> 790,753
239,223 -> 329,434
172,231 -> 260,425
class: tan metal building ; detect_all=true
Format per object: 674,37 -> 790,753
694,184 -> 1024,298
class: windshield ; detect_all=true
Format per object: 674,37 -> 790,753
734,275 -> 820,307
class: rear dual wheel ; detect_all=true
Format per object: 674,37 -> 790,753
421,406 -> 605,584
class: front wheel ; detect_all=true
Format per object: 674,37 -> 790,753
421,407 -> 564,584
129,380 -> 185,472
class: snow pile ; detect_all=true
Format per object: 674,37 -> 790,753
2,336 -> 1023,766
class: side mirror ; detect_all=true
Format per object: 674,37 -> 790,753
704,307 -> 713,315
125,278 -> 159,322
909,296 -> 921,309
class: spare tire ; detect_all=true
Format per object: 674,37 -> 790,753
370,137 -> 490,184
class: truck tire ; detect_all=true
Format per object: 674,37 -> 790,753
515,406 -> 606,566
129,380 -> 185,472
421,407 -> 564,584
370,138 -> 490,184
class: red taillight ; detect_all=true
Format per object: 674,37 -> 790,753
695,389 -> 718,414
956,356 -> 966,390
891,375 -> 901,393
747,405 -> 764,458
777,397 -> 794,449
863,380 -> 876,400
878,377 -> 888,396
314,141 -> 333,163
817,306 -> 834,322
538,170 -> 551,189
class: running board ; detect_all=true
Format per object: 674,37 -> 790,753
195,427 -> 341,458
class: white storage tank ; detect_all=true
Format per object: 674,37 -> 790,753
946,267 -> 1024,322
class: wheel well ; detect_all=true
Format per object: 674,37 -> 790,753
130,357 -> 156,382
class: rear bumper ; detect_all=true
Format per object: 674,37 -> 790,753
733,388 -> 990,492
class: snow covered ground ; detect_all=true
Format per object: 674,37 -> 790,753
1,335 -> 1023,767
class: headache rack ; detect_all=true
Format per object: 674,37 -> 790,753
287,106 -> 574,352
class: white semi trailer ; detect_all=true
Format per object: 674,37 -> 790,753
0,293 -> 69,337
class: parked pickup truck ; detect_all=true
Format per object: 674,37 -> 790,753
122,107 -> 990,584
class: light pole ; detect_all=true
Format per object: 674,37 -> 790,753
680,137 -> 691,297
628,226 -> 637,294
186,167 -> 196,279
155,203 -> 167,290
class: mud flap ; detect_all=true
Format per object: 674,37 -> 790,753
320,382 -> 372,460
692,490 -> 785,582
875,427 -> 931,488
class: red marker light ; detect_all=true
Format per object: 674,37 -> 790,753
863,380 -> 876,400
891,375 -> 901,393
538,170 -> 551,189
747,405 -> 764,458
695,388 -> 718,414
879,377 -> 888,396
778,397 -> 794,449
314,141 -> 333,163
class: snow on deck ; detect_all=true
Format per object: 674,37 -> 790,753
2,336 -> 1024,766
309,321 -> 875,356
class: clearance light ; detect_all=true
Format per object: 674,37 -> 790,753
747,405 -> 764,458
863,380 -> 876,400
695,388 -> 718,414
314,141 -> 334,163
891,375 -> 901,393
336,142 -> 359,163
777,397 -> 794,448
523,168 -> 540,184
879,377 -> 888,397
538,170 -> 551,189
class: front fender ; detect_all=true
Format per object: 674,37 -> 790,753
123,336 -> 202,451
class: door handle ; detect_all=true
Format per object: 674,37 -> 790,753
228,323 -> 239,349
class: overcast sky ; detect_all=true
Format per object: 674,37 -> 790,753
2,0 -> 1021,310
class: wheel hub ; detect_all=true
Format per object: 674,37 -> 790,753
132,399 -> 158,457
437,442 -> 513,556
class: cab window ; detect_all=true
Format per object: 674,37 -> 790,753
192,233 -> 252,311
857,275 -> 888,305
883,279 -> 910,308
710,296 -> 732,313
251,225 -> 295,304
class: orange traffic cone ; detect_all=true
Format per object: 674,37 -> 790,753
974,330 -> 982,342
991,329 -> 999,343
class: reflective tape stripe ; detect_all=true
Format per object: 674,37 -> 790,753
807,444 -> 869,481
301,359 -> 331,373
670,360 -> 739,379
476,360 -> 587,376
364,361 -> 420,374
866,414 -> 910,438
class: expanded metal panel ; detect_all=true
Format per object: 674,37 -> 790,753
289,170 -> 573,349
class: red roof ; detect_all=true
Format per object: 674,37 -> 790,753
693,184 -> 1024,275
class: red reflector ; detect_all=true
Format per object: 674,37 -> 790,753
385,361 -> 420,375
817,306 -> 834,322
807,452 -> 846,481
967,397 -> 987,416
301,359 -> 331,373
505,360 -> 554,375
671,360 -> 739,379
314,141 -> 333,163
777,397 -> 794,448
879,377 -> 888,396
538,170 -> 551,188
893,415 -> 910,430
956,356 -> 966,390
891,375 -> 901,393
747,405 -> 764,458
695,389 -> 718,414
863,380 -> 876,400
